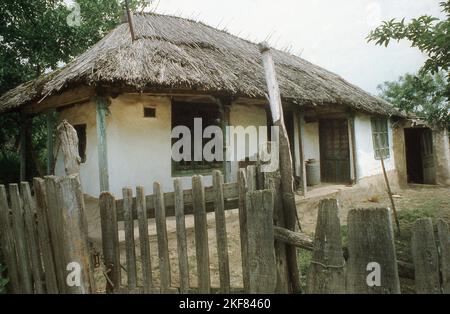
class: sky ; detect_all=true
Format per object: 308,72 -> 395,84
148,0 -> 444,95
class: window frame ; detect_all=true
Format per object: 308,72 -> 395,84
371,117 -> 390,160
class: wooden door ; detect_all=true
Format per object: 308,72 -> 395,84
421,129 -> 436,184
319,119 -> 350,183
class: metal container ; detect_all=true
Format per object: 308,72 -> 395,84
305,159 -> 321,186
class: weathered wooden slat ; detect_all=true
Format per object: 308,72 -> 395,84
437,219 -> 450,294
99,192 -> 121,293
44,176 -> 66,293
33,178 -> 58,294
0,185 -> 21,293
20,182 -> 45,294
95,97 -> 110,192
136,186 -> 152,293
192,176 -> 210,293
346,208 -> 400,294
122,187 -> 137,290
237,169 -> 249,292
246,165 -> 256,192
154,182 -> 171,293
246,190 -> 277,293
56,175 -> 95,293
115,182 -> 239,221
411,218 -> 441,294
212,171 -> 231,293
174,178 -> 189,294
9,184 -> 33,293
306,199 -> 345,294
265,171 -> 289,293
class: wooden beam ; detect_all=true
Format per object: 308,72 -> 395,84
217,97 -> 232,183
95,96 -> 110,193
19,116 -> 28,181
46,110 -> 55,175
22,85 -> 95,115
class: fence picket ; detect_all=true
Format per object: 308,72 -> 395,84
123,187 -> 137,290
9,184 -> 33,293
346,208 -> 400,294
437,219 -> 450,294
99,192 -> 121,293
412,218 -> 441,294
237,169 -> 249,292
306,199 -> 345,293
0,185 -> 20,293
154,182 -> 171,293
174,178 -> 189,294
136,186 -> 152,293
20,182 -> 45,294
33,178 -> 58,294
212,170 -> 230,293
246,190 -> 276,293
192,175 -> 210,293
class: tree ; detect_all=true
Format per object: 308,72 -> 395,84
377,71 -> 449,127
0,0 -> 151,183
367,1 -> 449,79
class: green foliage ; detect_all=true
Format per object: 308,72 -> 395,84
367,1 -> 450,76
0,0 -> 151,183
377,72 -> 449,127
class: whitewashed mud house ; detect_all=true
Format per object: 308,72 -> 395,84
0,13 -> 449,197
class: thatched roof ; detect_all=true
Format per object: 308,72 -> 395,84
0,12 -> 400,116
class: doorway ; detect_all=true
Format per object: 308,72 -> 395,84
404,128 -> 436,184
319,119 -> 350,183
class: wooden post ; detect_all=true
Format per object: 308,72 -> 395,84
99,192 -> 121,293
347,112 -> 357,184
95,96 -> 110,193
57,120 -> 81,175
54,175 -> 95,293
298,111 -> 307,196
411,218 -> 441,294
246,190 -> 277,293
19,117 -> 27,182
346,208 -> 400,293
217,97 -> 232,183
46,110 -> 55,175
259,41 -> 301,293
122,187 -> 137,290
306,199 -> 345,293
136,186 -> 152,293
237,169 -> 250,292
437,219 -> 450,294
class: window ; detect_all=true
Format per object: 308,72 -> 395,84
171,101 -> 223,175
371,118 -> 390,159
73,124 -> 87,163
143,106 -> 156,118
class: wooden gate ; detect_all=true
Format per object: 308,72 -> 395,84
99,168 -> 280,294
319,119 -> 350,183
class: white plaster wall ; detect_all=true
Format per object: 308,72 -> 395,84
303,122 -> 320,162
55,101 -> 100,196
56,96 -> 269,197
228,104 -> 268,182
354,113 -> 395,180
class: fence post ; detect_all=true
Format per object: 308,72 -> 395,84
246,190 -> 277,293
54,175 -> 95,293
0,185 -> 21,293
237,169 -> 250,291
437,219 -> 450,294
122,187 -> 137,291
174,178 -> 190,294
346,208 -> 400,294
136,186 -> 152,293
99,192 -> 121,293
306,199 -> 345,293
411,218 -> 441,294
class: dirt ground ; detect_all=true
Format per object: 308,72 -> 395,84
87,184 -> 450,293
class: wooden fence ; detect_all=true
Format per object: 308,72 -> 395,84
99,168 -> 282,294
0,175 -> 95,294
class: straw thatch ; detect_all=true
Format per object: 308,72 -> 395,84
0,13 -> 400,116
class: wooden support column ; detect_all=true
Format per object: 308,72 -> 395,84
298,110 -> 307,196
19,115 -> 29,181
347,111 -> 357,184
46,110 -> 56,175
217,97 -> 232,183
95,96 -> 110,193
